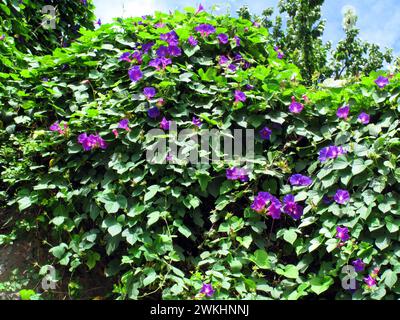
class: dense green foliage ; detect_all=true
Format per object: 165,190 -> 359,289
1,6 -> 400,300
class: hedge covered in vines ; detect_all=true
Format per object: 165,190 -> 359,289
1,6 -> 400,300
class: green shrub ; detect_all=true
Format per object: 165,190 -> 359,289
1,8 -> 400,300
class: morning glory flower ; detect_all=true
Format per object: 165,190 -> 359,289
319,146 -> 347,162
364,275 -> 377,287
289,96 -> 304,113
119,52 -> 132,62
251,193 -> 268,213
149,57 -> 172,70
289,174 -> 312,187
78,133 -> 107,151
148,106 -> 160,119
218,33 -> 229,44
195,24 -> 216,37
282,194 -> 303,220
95,19 -> 102,26
352,259 -> 365,272
128,66 -> 143,82
358,112 -> 370,124
274,46 -> 284,59
375,75 -> 389,88
154,22 -> 167,29
337,105 -> 350,119
336,226 -> 350,242
168,46 -> 182,57
156,46 -> 169,57
160,117 -> 171,130
50,122 -> 61,132
118,119 -> 130,131
143,87 -> 156,100
0,34 -> 5,41
112,129 -> 119,138
166,153 -> 173,162
141,41 -> 155,53
228,64 -> 237,72
192,117 -> 202,127
234,90 -> 246,103
253,21 -> 261,28
260,127 -> 272,140
156,98 -> 165,107
245,84 -> 254,91
131,51 -> 143,64
160,30 -> 179,46
233,53 -> 242,62
226,167 -> 249,182
268,201 -> 282,219
218,55 -> 229,65
334,189 -> 350,205
200,283 -> 215,297
188,36 -> 198,47
234,36 -> 241,46
195,4 -> 205,15
242,61 -> 251,70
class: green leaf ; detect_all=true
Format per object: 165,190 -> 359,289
383,269 -> 397,289
277,265 -> 299,279
310,276 -> 334,295
251,249 -> 271,269
147,211 -> 160,226
283,229 -> 298,245
144,185 -> 160,202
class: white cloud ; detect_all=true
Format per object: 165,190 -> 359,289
94,0 -> 170,23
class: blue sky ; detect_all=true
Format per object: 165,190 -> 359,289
93,0 -> 400,55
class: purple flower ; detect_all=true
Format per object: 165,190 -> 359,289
148,106 -> 160,119
251,192 -> 282,219
228,64 -> 237,72
233,53 -> 242,62
142,42 -> 155,54
192,117 -> 202,128
218,55 -> 229,65
156,45 -> 169,57
166,153 -> 173,162
358,112 -> 370,124
195,24 -> 216,37
160,117 -> 171,130
200,283 -> 215,297
283,194 -> 303,220
274,46 -> 284,59
95,19 -> 102,26
375,76 -> 389,89
364,275 -> 377,287
253,21 -> 261,28
218,33 -> 229,44
149,57 -> 172,70
319,146 -> 347,162
289,174 -> 312,187
352,259 -> 365,272
78,133 -> 107,151
119,52 -> 132,62
260,127 -> 272,140
337,105 -> 350,119
251,194 -> 268,213
50,122 -> 61,132
154,22 -> 166,29
160,30 -> 179,46
336,226 -> 350,242
234,90 -> 246,103
195,4 -> 205,15
334,189 -> 350,205
143,87 -> 156,100
226,167 -> 249,182
131,51 -> 143,64
128,66 -> 143,82
118,119 -> 130,131
245,84 -> 254,91
168,45 -> 182,57
188,36 -> 198,47
289,96 -> 304,113
234,36 -> 241,46
242,61 -> 251,70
